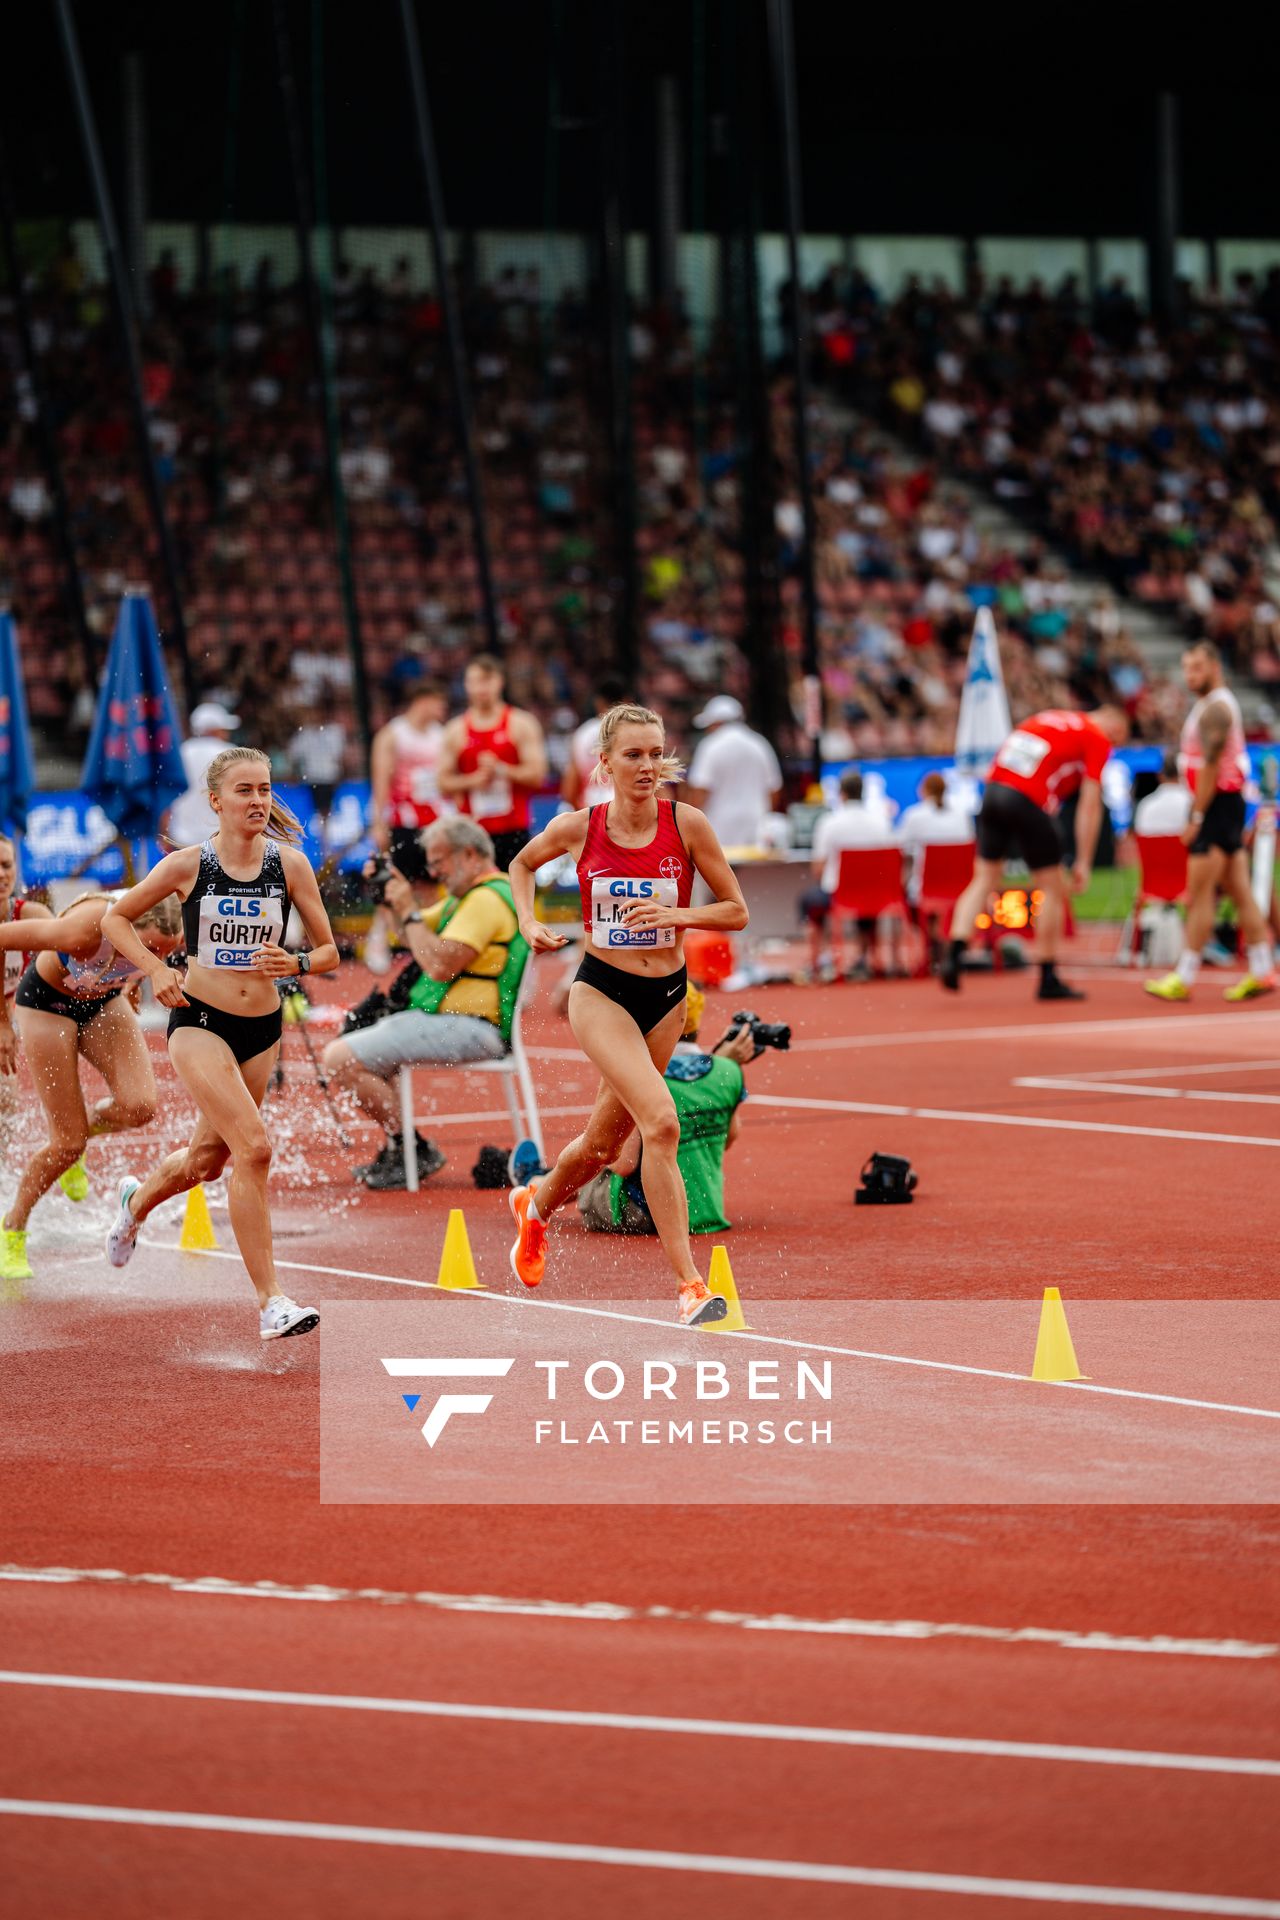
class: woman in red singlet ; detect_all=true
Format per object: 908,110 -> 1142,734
508,702 -> 748,1326
0,831 -> 52,1146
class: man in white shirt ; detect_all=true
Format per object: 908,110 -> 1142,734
802,770 -> 898,980
1132,752 -> 1192,837
685,695 -> 782,850
166,702 -> 239,847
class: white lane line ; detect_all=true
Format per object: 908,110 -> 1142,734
140,1239 -> 1280,1423
3,1670 -> 1276,1777
1015,1078 -> 1280,1108
748,1092 -> 1280,1149
1059,1060 -> 1280,1083
425,1085 -> 1280,1144
1,1803 -> 1276,1911
1,1566 -> 1274,1661
791,1010 -> 1280,1053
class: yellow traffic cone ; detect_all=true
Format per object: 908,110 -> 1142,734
1030,1286 -> 1087,1382
700,1244 -> 750,1332
179,1184 -> 218,1252
437,1208 -> 482,1290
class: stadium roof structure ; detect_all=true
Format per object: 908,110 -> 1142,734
3,0 -> 1275,240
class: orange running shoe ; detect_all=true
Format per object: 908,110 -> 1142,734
677,1279 -> 728,1327
508,1183 -> 548,1288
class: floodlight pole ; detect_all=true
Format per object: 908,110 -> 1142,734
1149,90 -> 1180,326
397,0 -> 502,660
0,114 -> 97,693
54,0 -> 197,713
271,0 -> 373,753
596,0 -> 639,682
766,0 -> 822,787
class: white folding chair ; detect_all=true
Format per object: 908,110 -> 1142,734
397,962 -> 543,1193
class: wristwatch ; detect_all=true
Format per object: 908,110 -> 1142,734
295,952 -> 312,975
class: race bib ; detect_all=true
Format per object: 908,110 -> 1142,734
995,730 -> 1052,780
195,894 -> 285,970
4,947 -> 21,998
472,776 -> 512,821
590,875 -> 678,951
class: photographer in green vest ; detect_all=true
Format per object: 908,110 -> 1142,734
323,816 -> 528,1190
578,983 -> 757,1236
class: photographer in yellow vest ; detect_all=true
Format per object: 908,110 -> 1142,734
323,816 -> 528,1189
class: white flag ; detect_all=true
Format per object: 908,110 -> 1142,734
954,606 -> 1012,778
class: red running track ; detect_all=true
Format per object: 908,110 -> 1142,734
2,965 -> 1278,1915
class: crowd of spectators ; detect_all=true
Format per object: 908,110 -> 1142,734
5,233 -> 1278,784
806,263 -> 1280,704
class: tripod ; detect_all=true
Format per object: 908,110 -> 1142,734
271,975 -> 354,1149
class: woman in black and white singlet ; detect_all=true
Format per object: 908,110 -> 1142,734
102,746 -> 340,1342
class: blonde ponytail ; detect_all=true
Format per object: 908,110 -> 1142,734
205,746 -> 304,846
595,702 -> 684,789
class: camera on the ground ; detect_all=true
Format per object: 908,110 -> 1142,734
855,1151 -> 918,1206
727,1009 -> 792,1057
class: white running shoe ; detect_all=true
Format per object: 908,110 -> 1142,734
260,1294 -> 320,1341
106,1177 -> 142,1269
364,916 -> 392,977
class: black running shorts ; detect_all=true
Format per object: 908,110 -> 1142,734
1189,791 -> 1246,857
168,993 -> 284,1064
14,966 -> 122,1026
573,953 -> 688,1036
977,784 -> 1062,870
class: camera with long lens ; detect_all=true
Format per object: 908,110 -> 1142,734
363,852 -> 396,900
727,1009 -> 792,1057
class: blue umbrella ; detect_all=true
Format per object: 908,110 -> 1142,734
81,591 -> 187,840
0,608 -> 36,833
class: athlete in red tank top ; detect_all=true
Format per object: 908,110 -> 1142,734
456,705 -> 528,834
0,823 -> 54,1080
438,657 -> 547,847
575,800 -> 694,946
507,700 -> 749,1330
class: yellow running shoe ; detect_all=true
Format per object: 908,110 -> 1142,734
2,1227 -> 32,1285
1224,974 -> 1276,1003
57,1157 -> 89,1203
1144,973 -> 1190,1002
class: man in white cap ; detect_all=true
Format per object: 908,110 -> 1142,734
165,701 -> 240,847
685,694 -> 783,850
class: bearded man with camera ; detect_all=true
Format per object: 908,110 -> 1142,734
578,987 -> 788,1236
